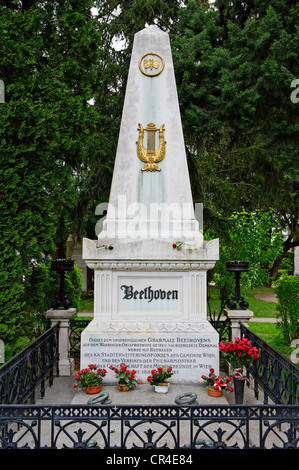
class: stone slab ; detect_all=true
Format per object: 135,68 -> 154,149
71,383 -> 229,406
80,320 -> 219,383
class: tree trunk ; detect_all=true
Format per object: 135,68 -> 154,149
266,236 -> 299,286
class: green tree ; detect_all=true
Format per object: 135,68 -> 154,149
208,209 -> 284,318
172,0 -> 299,274
275,275 -> 299,343
0,0 -> 102,358
0,0 -> 185,358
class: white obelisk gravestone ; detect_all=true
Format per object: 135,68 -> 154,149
81,26 -> 219,383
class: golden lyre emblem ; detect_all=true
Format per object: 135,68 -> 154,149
136,122 -> 166,171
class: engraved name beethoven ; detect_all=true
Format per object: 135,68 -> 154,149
121,285 -> 178,303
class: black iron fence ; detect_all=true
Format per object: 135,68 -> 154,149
0,403 -> 298,449
2,318 -> 298,409
0,319 -> 299,449
0,323 -> 59,405
241,324 -> 299,405
69,319 -> 90,360
210,318 -> 230,343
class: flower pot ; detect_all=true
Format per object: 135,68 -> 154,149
85,384 -> 102,394
233,377 -> 245,404
207,386 -> 223,398
154,383 -> 169,393
118,383 -> 132,392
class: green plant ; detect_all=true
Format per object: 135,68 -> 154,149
109,363 -> 142,388
146,365 -> 173,385
277,252 -> 294,277
62,264 -> 83,311
73,364 -> 107,389
275,275 -> 299,343
23,260 -> 83,314
0,1 -> 102,361
206,210 -> 284,320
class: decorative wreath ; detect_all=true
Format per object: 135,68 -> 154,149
87,392 -> 111,405
174,393 -> 198,405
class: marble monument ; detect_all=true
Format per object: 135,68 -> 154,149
81,26 -> 219,383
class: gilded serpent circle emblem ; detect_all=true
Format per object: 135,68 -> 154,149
139,52 -> 165,77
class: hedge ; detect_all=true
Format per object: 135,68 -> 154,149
275,275 -> 299,343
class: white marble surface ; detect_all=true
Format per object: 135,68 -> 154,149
80,320 -> 219,383
97,25 -> 202,245
81,26 -> 219,383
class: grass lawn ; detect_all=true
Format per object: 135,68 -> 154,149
208,285 -> 278,318
79,298 -> 94,313
249,322 -> 297,361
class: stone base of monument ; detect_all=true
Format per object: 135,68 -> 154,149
80,320 -> 219,384
81,238 -> 220,383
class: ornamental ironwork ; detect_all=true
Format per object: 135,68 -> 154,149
226,261 -> 249,310
51,259 -> 74,310
0,403 -> 298,449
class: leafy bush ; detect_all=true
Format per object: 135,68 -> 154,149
207,209 -> 284,318
0,260 -> 83,361
24,260 -> 83,314
275,276 -> 299,343
277,251 -> 294,277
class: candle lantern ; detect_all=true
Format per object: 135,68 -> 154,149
226,261 -> 249,310
51,259 -> 74,310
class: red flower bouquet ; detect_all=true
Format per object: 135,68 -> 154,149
147,365 -> 173,386
110,362 -> 142,390
201,368 -> 233,392
219,337 -> 259,377
73,364 -> 107,390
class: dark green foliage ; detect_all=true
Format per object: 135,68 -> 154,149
275,276 -> 299,343
172,0 -> 299,264
0,0 -> 298,360
207,210 -> 284,318
23,260 -> 83,314
278,251 -> 294,277
0,0 -> 183,359
0,1 -> 102,358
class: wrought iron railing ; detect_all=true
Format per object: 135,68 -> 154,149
0,323 -> 59,405
0,403 -> 298,449
69,319 -> 90,360
240,324 -> 299,405
210,318 -> 230,343
0,319 -> 298,449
